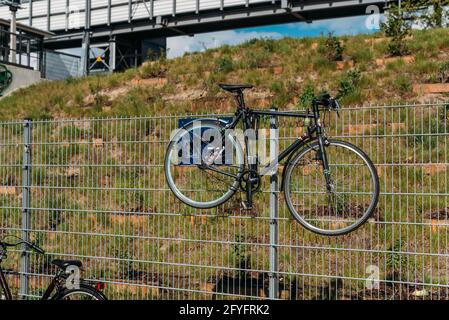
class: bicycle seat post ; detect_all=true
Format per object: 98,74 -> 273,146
234,90 -> 246,109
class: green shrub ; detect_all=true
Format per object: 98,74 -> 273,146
381,5 -> 411,56
438,61 -> 449,83
231,234 -> 251,279
387,39 -> 411,57
337,69 -> 362,98
395,75 -> 412,94
298,83 -> 315,109
323,33 -> 345,61
215,56 -> 234,73
386,239 -> 407,281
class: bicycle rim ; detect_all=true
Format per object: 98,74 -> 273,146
165,121 -> 244,208
284,140 -> 379,236
57,290 -> 101,300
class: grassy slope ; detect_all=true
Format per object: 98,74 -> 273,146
0,28 -> 449,120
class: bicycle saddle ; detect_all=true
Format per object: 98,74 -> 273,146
52,259 -> 83,270
315,93 -> 332,106
218,83 -> 253,93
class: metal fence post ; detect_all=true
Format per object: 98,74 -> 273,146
20,119 -> 31,299
269,108 -> 279,299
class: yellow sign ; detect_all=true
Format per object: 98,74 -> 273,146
96,56 -> 103,63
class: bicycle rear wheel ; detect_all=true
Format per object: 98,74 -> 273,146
283,139 -> 379,236
165,120 -> 244,209
52,284 -> 107,300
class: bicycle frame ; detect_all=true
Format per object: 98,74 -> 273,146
0,263 -> 13,300
209,91 -> 333,208
0,249 -> 63,300
225,108 -> 316,161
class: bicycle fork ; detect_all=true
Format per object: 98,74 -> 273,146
317,134 -> 334,193
313,101 -> 334,193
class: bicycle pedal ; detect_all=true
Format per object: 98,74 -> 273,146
241,201 -> 253,210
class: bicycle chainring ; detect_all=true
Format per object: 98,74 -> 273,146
239,170 -> 261,193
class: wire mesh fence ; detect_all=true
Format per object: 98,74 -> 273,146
0,101 -> 448,300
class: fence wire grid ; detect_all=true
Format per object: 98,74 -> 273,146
0,101 -> 448,300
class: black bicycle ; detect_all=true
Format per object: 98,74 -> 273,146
0,236 -> 107,300
165,84 -> 379,236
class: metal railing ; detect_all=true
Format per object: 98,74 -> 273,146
0,28 -> 44,73
0,101 -> 448,300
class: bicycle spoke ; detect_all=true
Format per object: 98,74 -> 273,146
200,167 -> 237,191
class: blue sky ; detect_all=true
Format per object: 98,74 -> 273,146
167,14 -> 384,58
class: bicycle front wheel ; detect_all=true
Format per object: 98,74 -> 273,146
283,139 -> 379,236
165,120 -> 244,209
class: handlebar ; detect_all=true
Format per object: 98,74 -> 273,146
314,93 -> 340,111
27,242 -> 45,254
0,238 -> 45,255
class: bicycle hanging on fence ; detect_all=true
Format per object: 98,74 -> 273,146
165,84 -> 380,236
0,235 -> 107,300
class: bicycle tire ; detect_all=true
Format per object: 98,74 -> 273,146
283,139 -> 379,236
52,283 -> 107,300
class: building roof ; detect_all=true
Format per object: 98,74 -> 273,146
0,17 -> 54,38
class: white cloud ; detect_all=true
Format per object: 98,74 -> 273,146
292,15 -> 381,35
167,29 -> 283,58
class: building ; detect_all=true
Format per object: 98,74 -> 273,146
0,0 -> 390,77
0,14 -> 53,95
0,16 -> 51,73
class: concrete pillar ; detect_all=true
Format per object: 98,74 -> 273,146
9,7 -> 17,64
80,0 -> 92,76
108,37 -> 116,72
80,30 -> 90,76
